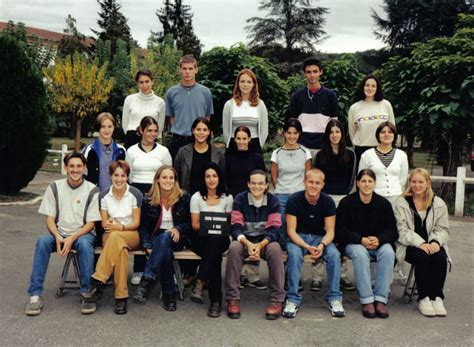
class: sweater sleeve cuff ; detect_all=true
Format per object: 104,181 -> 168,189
237,235 -> 246,242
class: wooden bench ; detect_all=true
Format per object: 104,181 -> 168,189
56,249 -> 317,300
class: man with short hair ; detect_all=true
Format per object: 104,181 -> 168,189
288,57 -> 338,152
282,169 -> 345,318
225,170 -> 285,320
25,152 -> 101,316
166,54 -> 214,159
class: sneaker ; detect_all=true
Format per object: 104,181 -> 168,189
239,276 -> 248,289
340,278 -> 355,291
328,299 -> 345,318
114,298 -> 127,315
81,300 -> 97,314
190,279 -> 204,304
282,300 -> 299,318
310,280 -> 322,292
266,301 -> 283,320
130,272 -> 143,286
246,280 -> 267,290
207,302 -> 222,318
25,295 -> 43,316
226,299 -> 241,319
418,297 -> 435,317
182,274 -> 196,288
431,297 -> 447,317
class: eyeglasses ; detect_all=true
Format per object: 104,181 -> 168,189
249,181 -> 266,187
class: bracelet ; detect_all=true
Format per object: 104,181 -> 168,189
319,242 -> 326,248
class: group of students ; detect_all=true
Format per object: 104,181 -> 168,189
25,55 -> 449,321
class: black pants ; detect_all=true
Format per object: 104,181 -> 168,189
405,246 -> 447,301
190,235 -> 230,304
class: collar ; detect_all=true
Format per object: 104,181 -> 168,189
247,192 -> 268,207
138,90 -> 156,99
66,178 -> 85,190
106,184 -> 130,199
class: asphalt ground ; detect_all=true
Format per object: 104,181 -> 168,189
0,172 -> 473,346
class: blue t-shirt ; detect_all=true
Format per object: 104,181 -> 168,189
165,83 -> 214,136
286,191 -> 336,235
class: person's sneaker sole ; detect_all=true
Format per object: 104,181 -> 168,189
227,312 -> 240,319
282,309 -> 298,318
81,303 -> 97,315
265,313 -> 280,320
25,303 -> 43,316
246,282 -> 267,290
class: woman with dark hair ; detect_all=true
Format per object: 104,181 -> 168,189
125,116 -> 172,284
336,169 -> 398,318
222,68 -> 268,154
189,162 -> 233,317
348,74 -> 395,164
314,119 -> 356,204
394,168 -> 450,317
174,117 -> 225,195
133,166 -> 191,311
359,121 -> 408,205
122,69 -> 165,149
271,118 -> 312,248
225,126 -> 265,197
174,117 -> 225,285
81,160 -> 142,315
83,112 -> 126,192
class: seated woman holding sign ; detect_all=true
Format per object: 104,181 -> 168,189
190,162 -> 233,317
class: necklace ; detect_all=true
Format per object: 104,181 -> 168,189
307,88 -> 314,103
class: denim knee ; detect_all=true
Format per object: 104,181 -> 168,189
75,235 -> 94,251
36,235 -> 56,252
346,244 -> 369,263
324,244 -> 341,262
287,242 -> 304,261
378,244 -> 395,261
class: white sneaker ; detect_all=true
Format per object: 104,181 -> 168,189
418,297 -> 435,317
282,300 -> 299,318
431,297 -> 447,317
328,299 -> 345,317
25,295 -> 43,316
131,272 -> 143,285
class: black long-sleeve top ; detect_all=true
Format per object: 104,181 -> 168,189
336,192 -> 398,247
225,149 -> 265,197
314,148 -> 356,195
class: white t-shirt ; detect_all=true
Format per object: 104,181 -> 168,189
190,192 -> 233,213
126,143 -> 172,184
271,146 -> 312,194
160,205 -> 174,230
231,100 -> 260,139
38,178 -> 101,237
99,185 -> 143,225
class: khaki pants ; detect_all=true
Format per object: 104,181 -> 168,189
92,230 -> 140,299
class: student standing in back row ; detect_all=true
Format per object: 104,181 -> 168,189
288,57 -> 338,155
166,54 -> 214,159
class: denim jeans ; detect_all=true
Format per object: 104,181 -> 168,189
345,243 -> 395,304
286,234 -> 342,305
28,233 -> 95,295
143,231 -> 186,295
275,193 -> 290,251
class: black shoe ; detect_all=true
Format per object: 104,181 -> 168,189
163,293 -> 177,311
207,302 -> 222,318
239,276 -> 248,289
114,298 -> 127,315
246,280 -> 267,290
81,278 -> 105,303
133,276 -> 155,304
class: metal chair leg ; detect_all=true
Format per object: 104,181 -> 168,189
55,252 -> 80,298
403,265 -> 416,304
173,259 -> 185,301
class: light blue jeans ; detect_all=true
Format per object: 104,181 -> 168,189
345,243 -> 395,304
28,233 -> 95,295
287,233 -> 342,305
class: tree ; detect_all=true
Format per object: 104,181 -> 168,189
93,0 -> 133,58
43,53 -> 115,150
57,15 -> 88,58
0,36 -> 51,194
153,0 -> 202,58
1,21 -> 55,69
372,0 -> 473,53
199,44 -> 289,136
246,0 -> 328,62
378,14 -> 474,183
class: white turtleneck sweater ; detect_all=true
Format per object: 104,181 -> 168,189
122,91 -> 165,135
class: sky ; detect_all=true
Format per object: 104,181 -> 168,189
0,0 -> 386,53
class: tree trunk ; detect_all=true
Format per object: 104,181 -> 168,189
406,134 -> 415,169
75,117 -> 83,151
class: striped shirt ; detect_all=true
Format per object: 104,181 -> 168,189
375,148 -> 395,168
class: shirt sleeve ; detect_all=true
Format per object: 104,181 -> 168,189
38,184 -> 57,218
190,192 -> 201,214
225,195 -> 234,213
122,95 -> 131,132
270,149 -> 277,163
206,88 -> 214,116
165,90 -> 173,117
325,196 -> 337,217
100,196 -> 108,211
305,148 -> 312,161
285,194 -> 298,216
86,191 -> 101,223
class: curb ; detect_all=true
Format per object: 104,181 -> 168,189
0,195 -> 43,207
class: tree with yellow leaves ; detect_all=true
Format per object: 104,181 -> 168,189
44,52 -> 115,150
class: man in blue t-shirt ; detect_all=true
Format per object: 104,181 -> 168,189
282,169 -> 345,319
165,54 -> 214,159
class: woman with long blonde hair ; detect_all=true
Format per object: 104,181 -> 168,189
133,165 -> 191,311
394,168 -> 450,317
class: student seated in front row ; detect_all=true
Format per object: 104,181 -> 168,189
25,152 -> 100,316
283,168 -> 345,319
336,169 -> 398,319
225,169 -> 285,320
